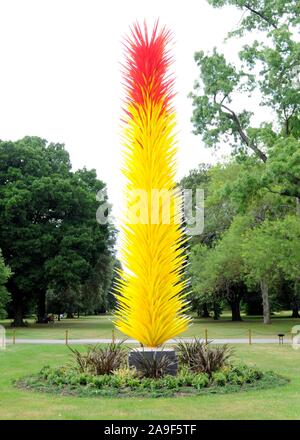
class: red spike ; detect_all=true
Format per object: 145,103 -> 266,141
122,20 -> 174,115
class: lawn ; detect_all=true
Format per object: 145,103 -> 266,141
1,312 -> 299,340
0,344 -> 300,419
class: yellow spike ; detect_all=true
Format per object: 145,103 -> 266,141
114,23 -> 191,347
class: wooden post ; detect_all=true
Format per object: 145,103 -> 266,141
112,328 -> 115,343
65,330 -> 68,345
13,329 -> 16,345
248,329 -> 252,345
205,328 -> 208,345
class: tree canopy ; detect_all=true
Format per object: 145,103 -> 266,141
0,137 -> 116,325
0,250 -> 11,319
190,0 -> 300,200
184,0 -> 300,322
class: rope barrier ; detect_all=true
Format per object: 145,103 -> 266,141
251,329 -> 288,336
8,325 -> 296,345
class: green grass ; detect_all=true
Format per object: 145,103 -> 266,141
0,344 -> 300,419
1,312 -> 299,340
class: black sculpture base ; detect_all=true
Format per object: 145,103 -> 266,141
128,347 -> 178,376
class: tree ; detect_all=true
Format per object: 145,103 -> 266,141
46,288 -> 80,319
190,0 -> 300,206
180,163 -> 238,247
0,137 -> 115,325
188,244 -> 215,317
180,160 -> 255,319
189,216 -> 252,321
242,221 -> 280,324
0,250 -> 11,319
79,253 -> 115,315
187,0 -> 299,321
242,214 -> 300,323
185,157 -> 300,322
269,215 -> 300,317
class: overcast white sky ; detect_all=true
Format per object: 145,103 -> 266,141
0,0 -> 252,233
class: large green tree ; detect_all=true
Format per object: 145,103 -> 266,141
0,137 -> 115,325
183,157 -> 299,322
189,216 -> 251,321
0,250 -> 11,319
242,214 -> 300,323
186,0 -> 299,322
190,0 -> 300,206
180,163 -> 237,246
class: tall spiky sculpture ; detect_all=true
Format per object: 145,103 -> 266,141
114,21 -> 190,348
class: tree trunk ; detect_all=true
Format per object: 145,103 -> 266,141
229,298 -> 242,321
213,302 -> 220,320
260,279 -> 271,324
12,293 -> 25,327
291,280 -> 300,317
226,284 -> 244,321
36,290 -> 46,323
291,303 -> 300,318
202,303 -> 210,318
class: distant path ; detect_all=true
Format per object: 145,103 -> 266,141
6,337 -> 292,345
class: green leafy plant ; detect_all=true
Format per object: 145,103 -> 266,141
176,339 -> 232,376
68,341 -> 127,375
211,371 -> 227,386
176,366 -> 195,386
191,373 -> 210,389
17,362 -> 288,398
112,367 -> 137,386
92,375 -> 111,389
225,364 -> 263,384
161,375 -> 180,390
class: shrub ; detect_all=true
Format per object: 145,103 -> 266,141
149,379 -> 164,390
113,367 -> 137,385
161,375 -> 180,390
191,373 -> 209,389
176,339 -> 207,366
225,364 -> 263,385
126,377 -> 141,388
139,377 -> 154,388
68,342 -> 127,375
132,350 -> 175,378
109,375 -> 122,388
78,373 -> 89,386
176,339 -> 232,376
176,367 -> 195,386
40,366 -> 51,380
212,371 -> 227,386
92,375 -> 111,389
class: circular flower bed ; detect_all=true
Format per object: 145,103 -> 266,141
16,340 -> 288,398
17,363 -> 287,398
